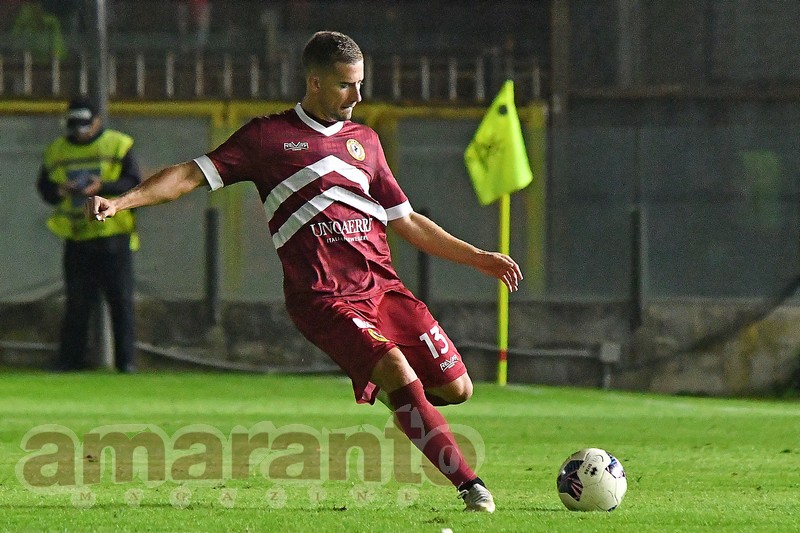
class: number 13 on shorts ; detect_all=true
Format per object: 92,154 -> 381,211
419,326 -> 450,359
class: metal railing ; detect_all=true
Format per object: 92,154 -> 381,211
0,49 -> 546,103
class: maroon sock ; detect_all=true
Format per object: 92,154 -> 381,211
388,379 -> 476,487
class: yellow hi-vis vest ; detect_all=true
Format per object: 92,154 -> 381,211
43,129 -> 139,250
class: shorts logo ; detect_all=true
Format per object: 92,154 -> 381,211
284,141 -> 309,151
346,139 -> 365,161
367,329 -> 389,343
439,355 -> 459,372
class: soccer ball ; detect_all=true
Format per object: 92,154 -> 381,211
556,447 -> 627,511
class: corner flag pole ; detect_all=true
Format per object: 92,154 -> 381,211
496,193 -> 511,386
463,80 -> 533,387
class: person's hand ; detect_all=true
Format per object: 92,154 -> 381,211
86,195 -> 116,221
60,175 -> 101,197
58,181 -> 82,196
474,252 -> 523,292
80,177 -> 102,196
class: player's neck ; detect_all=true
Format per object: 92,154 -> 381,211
298,101 -> 338,127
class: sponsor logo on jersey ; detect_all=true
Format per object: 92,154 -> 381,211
284,141 -> 309,151
439,354 -> 459,372
367,329 -> 389,343
346,139 -> 366,161
310,218 -> 373,244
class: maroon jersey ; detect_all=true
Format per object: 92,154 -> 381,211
195,104 -> 412,300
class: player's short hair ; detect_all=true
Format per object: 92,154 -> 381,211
302,31 -> 363,73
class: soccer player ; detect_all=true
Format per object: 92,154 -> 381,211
88,30 -> 521,512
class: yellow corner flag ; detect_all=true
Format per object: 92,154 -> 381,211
464,80 -> 533,205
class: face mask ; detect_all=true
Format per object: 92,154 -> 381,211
66,122 -> 93,138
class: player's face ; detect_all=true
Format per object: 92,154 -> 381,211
313,60 -> 364,121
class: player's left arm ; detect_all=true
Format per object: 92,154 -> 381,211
389,211 -> 522,292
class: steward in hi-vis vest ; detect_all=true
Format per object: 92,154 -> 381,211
42,127 -> 139,249
36,96 -> 141,373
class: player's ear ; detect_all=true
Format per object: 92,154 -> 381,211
308,74 -> 321,92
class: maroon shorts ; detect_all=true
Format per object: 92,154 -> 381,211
286,287 -> 467,404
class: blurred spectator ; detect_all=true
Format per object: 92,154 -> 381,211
11,1 -> 66,61
42,0 -> 83,42
177,0 -> 211,52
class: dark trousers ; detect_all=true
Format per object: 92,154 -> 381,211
58,234 -> 136,372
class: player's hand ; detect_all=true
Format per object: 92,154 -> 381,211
475,252 -> 523,292
86,195 -> 116,221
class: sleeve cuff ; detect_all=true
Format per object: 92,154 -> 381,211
194,155 -> 223,190
385,200 -> 413,221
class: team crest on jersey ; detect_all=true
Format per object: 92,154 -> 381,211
367,329 -> 389,343
346,139 -> 366,161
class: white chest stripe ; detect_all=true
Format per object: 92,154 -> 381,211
264,155 -> 370,220
272,186 -> 388,249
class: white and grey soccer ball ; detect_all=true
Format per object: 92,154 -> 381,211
556,447 -> 627,511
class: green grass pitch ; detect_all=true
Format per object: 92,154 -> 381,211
0,371 -> 798,532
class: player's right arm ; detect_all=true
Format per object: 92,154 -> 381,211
87,160 -> 206,221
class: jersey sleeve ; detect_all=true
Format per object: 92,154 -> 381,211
370,136 -> 413,221
195,118 -> 261,190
